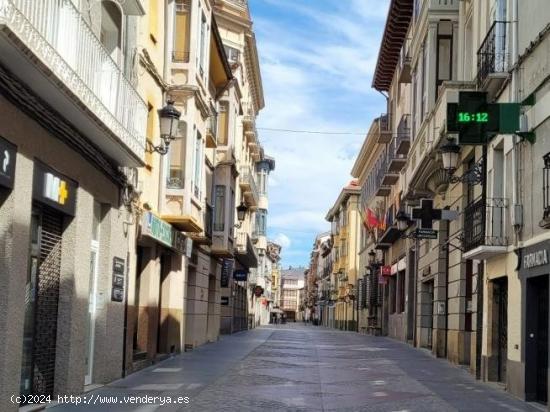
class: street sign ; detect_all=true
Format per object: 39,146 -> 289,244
415,228 -> 438,239
234,269 -> 248,281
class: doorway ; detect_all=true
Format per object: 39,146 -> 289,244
526,275 -> 549,404
492,277 -> 508,383
19,205 -> 63,398
85,201 -> 101,385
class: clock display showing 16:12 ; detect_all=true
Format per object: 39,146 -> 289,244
457,112 -> 489,123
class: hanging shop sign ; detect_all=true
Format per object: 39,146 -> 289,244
378,273 -> 387,285
141,211 -> 186,254
0,136 -> 16,189
33,161 -> 77,216
234,269 -> 248,282
221,258 -> 234,288
111,257 -> 125,302
381,265 -> 392,276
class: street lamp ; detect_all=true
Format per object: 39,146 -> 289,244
149,100 -> 182,155
234,201 -> 248,228
440,136 -> 483,185
395,210 -> 411,232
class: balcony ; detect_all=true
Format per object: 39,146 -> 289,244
190,204 -> 213,245
462,197 -> 509,260
206,111 -> 218,148
381,156 -> 400,186
477,21 -> 510,98
395,114 -> 411,155
428,0 -> 459,12
0,0 -> 148,166
375,114 -> 392,144
375,167 -> 391,197
398,38 -> 411,84
235,232 -> 258,268
239,165 -> 259,208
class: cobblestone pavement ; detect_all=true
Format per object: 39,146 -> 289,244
48,324 -> 541,411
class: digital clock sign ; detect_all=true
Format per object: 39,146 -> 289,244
457,112 -> 489,123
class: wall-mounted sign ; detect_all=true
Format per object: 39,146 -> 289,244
234,269 -> 248,282
221,258 -> 234,288
111,257 -> 125,302
381,266 -> 392,276
221,296 -> 229,306
33,161 -> 77,216
0,136 -> 16,189
447,91 -> 520,144
523,249 -> 548,269
141,211 -> 186,254
378,273 -> 387,285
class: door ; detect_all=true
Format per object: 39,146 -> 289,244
85,202 -> 101,385
526,275 -> 549,404
19,206 -> 63,399
493,278 -> 508,383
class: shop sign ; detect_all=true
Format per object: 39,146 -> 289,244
0,136 -> 16,189
381,265 -> 392,276
142,211 -> 186,254
378,273 -> 387,285
142,212 -> 172,247
221,296 -> 229,306
523,249 -> 549,269
221,258 -> 234,288
234,269 -> 248,281
33,161 -> 77,216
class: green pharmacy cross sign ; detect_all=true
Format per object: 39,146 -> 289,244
447,92 -> 520,145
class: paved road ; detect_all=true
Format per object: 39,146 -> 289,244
48,324 -> 541,411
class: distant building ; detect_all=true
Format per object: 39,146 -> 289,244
280,267 -> 306,321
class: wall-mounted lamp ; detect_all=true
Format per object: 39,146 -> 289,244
148,100 -> 182,155
440,137 -> 483,185
234,202 -> 249,228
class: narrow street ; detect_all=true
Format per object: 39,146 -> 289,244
48,325 -> 538,412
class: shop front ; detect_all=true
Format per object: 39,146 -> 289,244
519,240 -> 550,404
127,211 -> 187,372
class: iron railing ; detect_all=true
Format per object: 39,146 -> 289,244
477,21 -> 510,87
239,165 -> 259,205
172,51 -> 190,63
2,0 -> 147,158
379,113 -> 391,133
462,197 -> 508,252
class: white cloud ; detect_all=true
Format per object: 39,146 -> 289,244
273,233 -> 292,249
252,0 -> 389,266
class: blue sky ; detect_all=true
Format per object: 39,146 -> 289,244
249,0 -> 390,267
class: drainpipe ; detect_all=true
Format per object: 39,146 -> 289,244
511,0 -> 520,241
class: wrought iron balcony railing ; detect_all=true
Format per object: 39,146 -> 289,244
462,197 -> 508,252
0,0 -> 148,162
477,21 -> 510,88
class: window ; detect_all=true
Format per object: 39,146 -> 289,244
229,188 -> 235,231
167,121 -> 185,189
436,21 -> 453,98
193,130 -> 203,198
214,185 -> 225,232
218,102 -> 229,145
145,103 -> 154,170
389,276 -> 397,314
255,209 -> 267,236
173,0 -> 190,62
198,11 -> 207,76
421,43 -> 427,122
224,45 -> 240,63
